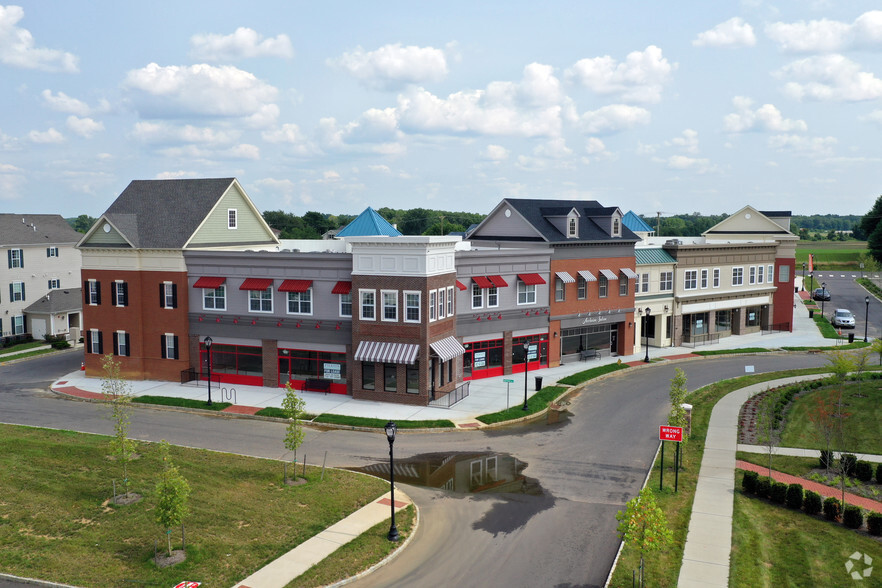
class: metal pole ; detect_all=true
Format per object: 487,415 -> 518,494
386,422 -> 399,542
865,297 -> 870,343
205,337 -> 213,406
522,343 -> 529,411
675,442 -> 680,493
643,310 -> 650,362
659,441 -> 664,491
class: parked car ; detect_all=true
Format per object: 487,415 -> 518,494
832,309 -> 855,328
813,287 -> 831,301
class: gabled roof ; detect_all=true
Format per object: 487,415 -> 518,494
703,205 -> 796,238
24,288 -> 82,314
623,211 -> 654,233
336,207 -> 402,237
468,198 -> 639,243
635,248 -> 676,265
82,178 -> 250,249
0,214 -> 82,246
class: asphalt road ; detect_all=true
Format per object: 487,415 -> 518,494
0,349 -> 831,587
807,272 -> 880,339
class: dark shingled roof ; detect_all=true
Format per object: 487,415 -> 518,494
24,288 -> 82,314
102,178 -> 237,249
0,214 -> 82,246
495,198 -> 639,243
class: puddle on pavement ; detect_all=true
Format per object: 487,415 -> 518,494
349,452 -> 542,496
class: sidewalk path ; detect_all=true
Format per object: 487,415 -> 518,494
738,444 -> 882,464
232,489 -> 413,588
735,460 -> 882,514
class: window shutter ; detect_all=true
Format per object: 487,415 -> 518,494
171,284 -> 177,308
159,283 -> 164,307
6,250 -> 10,268
113,332 -> 119,355
8,284 -> 11,301
111,282 -> 117,302
83,283 -> 87,305
121,282 -> 128,306
85,333 -> 91,354
160,335 -> 167,359
19,250 -> 23,269
20,283 -> 25,301
96,282 -> 101,305
47,247 -> 50,257
124,333 -> 131,357
97,331 -> 103,354
172,335 -> 179,360
48,280 -> 52,290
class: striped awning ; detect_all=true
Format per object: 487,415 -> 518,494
518,273 -> 546,285
472,276 -> 494,288
354,341 -> 420,365
488,275 -> 509,287
599,269 -> 618,280
278,279 -> 312,292
620,268 -> 639,279
555,271 -> 575,284
193,276 -> 226,288
577,270 -> 597,282
429,336 -> 466,362
332,281 -> 352,295
239,278 -> 274,290
455,280 -> 467,291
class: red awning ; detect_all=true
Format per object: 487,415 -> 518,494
517,273 -> 546,285
193,276 -> 226,288
455,280 -> 467,291
332,281 -> 352,294
472,276 -> 494,288
488,275 -> 509,287
239,278 -> 274,291
278,279 -> 312,292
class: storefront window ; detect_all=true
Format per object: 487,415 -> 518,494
561,325 -> 612,356
205,343 -> 262,376
384,363 -> 397,392
746,306 -> 761,327
406,363 -> 419,394
715,310 -> 731,332
278,348 -> 347,384
362,362 -> 375,390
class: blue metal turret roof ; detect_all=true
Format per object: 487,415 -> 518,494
336,207 -> 402,237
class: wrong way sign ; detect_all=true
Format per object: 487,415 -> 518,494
659,425 -> 683,442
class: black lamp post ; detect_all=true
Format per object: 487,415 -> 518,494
821,282 -> 826,319
802,262 -> 806,291
384,421 -> 399,542
643,307 -> 651,363
865,296 -> 870,343
204,336 -> 213,406
522,341 -> 530,411
810,272 -> 814,292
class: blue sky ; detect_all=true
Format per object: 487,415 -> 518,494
2,1 -> 882,219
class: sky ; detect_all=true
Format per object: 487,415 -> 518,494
2,1 -> 882,219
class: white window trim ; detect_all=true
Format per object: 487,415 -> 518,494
249,287 -> 274,313
732,267 -> 744,286
360,289 -> 376,321
757,265 -> 765,284
286,287 -> 313,316
684,270 -> 697,291
90,329 -> 101,354
381,289 -> 398,322
517,281 -> 537,305
404,291 -> 421,323
163,281 -> 174,309
712,268 -> 720,288
437,288 -> 445,319
339,292 -> 353,318
202,285 -> 226,311
555,277 -> 565,302
660,271 -> 673,292
768,264 -> 774,283
429,290 -> 437,321
116,329 -> 128,356
227,208 -> 238,229
446,286 -> 454,316
487,285 -> 499,308
164,333 -> 176,359
748,265 -> 756,285
700,269 -> 708,289
88,279 -> 99,305
114,279 -> 126,307
48,247 -> 59,258
11,281 -> 25,301
471,283 -> 483,310
48,278 -> 61,289
10,248 -> 23,268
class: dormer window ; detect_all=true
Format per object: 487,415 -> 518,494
568,218 -> 577,237
613,218 -> 620,236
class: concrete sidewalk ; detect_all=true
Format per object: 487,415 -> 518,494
232,489 -> 414,588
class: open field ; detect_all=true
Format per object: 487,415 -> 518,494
796,241 -> 869,271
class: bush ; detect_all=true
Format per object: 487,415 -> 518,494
855,461 -> 873,482
876,462 -> 882,485
785,483 -> 804,510
803,491 -> 822,515
823,497 -> 841,521
868,512 -> 882,536
770,482 -> 788,504
819,450 -> 833,470
756,477 -> 772,498
840,454 -> 857,477
843,505 -> 863,529
742,470 -> 758,494
50,339 -> 71,350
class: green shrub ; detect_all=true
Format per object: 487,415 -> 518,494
819,450 -> 833,470
876,462 -> 882,485
868,512 -> 882,536
823,497 -> 841,521
741,470 -> 758,494
756,477 -> 772,498
785,483 -> 803,510
855,461 -> 873,482
50,340 -> 71,349
803,491 -> 822,515
840,454 -> 857,477
843,505 -> 863,529
770,482 -> 788,504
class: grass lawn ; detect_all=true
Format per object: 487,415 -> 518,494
780,380 -> 882,455
796,241 -> 867,270
476,385 -> 568,424
0,341 -> 46,355
133,395 -> 232,411
693,347 -> 771,356
0,424 -> 395,587
730,484 -> 882,587
0,348 -> 58,362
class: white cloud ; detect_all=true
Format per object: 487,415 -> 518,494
41,90 -> 91,115
156,171 -> 202,179
665,155 -> 712,171
66,115 -> 104,138
667,129 -> 700,153
367,164 -> 392,174
565,45 -> 675,103
693,17 -> 757,48
157,143 -> 260,160
329,43 -> 448,89
316,115 -> 405,155
123,63 -> 279,123
585,137 -> 606,154
0,5 -> 78,72
768,133 -> 837,155
483,144 -> 510,161
860,110 -> 882,125
533,138 -> 572,159
576,104 -> 651,134
28,127 -> 64,143
723,96 -> 807,132
766,10 -> 882,52
777,55 -> 882,101
131,121 -> 238,144
262,123 -> 307,143
190,27 -> 294,61
0,166 -> 26,199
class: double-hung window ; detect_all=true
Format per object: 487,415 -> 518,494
518,280 -> 537,304
46,247 -> 59,258
487,286 -> 498,307
48,278 -> 61,289
757,265 -> 764,284
249,287 -> 272,312
160,333 -> 179,359
732,267 -> 744,286
768,264 -> 774,283
429,290 -> 437,321
87,279 -> 101,305
471,283 -> 483,309
660,272 -> 673,291
228,209 -> 238,229
598,276 -> 608,298
700,269 -> 708,289
288,288 -> 312,314
405,292 -> 420,322
555,277 -> 565,302
10,281 -> 25,302
578,276 -> 587,299
641,273 -> 650,293
340,292 -> 352,317
748,266 -> 756,285
112,281 -> 129,307
88,329 -> 103,354
382,290 -> 398,321
12,315 -> 24,335
437,289 -> 445,319
114,331 -> 130,357
360,290 -> 376,320
684,270 -> 697,290
204,286 -> 225,310
619,273 -> 628,296
161,282 -> 177,309
447,286 -> 454,316
713,268 -> 721,288
7,249 -> 23,268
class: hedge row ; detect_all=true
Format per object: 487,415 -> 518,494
741,470 -> 881,535
818,453 -> 882,484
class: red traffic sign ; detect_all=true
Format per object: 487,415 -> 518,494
173,583 -> 200,588
659,425 -> 683,442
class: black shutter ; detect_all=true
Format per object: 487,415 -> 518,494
83,282 -> 88,304
172,335 -> 179,360
8,284 -> 11,301
160,335 -> 167,359
6,250 -> 10,268
96,282 -> 101,305
121,282 -> 128,306
124,333 -> 131,357
85,333 -> 92,354
171,284 -> 178,308
46,247 -> 50,257
48,280 -> 52,290
20,283 -> 24,301
97,331 -> 103,354
19,250 -> 23,269
159,283 -> 165,307
113,332 -> 119,355
111,282 -> 117,304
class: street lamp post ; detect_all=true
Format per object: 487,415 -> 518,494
204,336 -> 213,406
522,341 -> 530,411
821,282 -> 826,319
810,272 -> 814,292
384,421 -> 399,542
865,296 -> 870,343
802,262 -> 806,291
643,307 -> 651,363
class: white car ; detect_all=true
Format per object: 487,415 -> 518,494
832,309 -> 855,329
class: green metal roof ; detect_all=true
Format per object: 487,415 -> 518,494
635,248 -> 676,265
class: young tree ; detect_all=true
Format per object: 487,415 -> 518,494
808,389 -> 839,475
282,382 -> 306,479
871,337 -> 882,366
101,354 -> 136,499
155,440 -> 190,557
754,389 -> 780,477
668,368 -> 689,444
616,487 -> 673,585
827,351 -> 855,507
